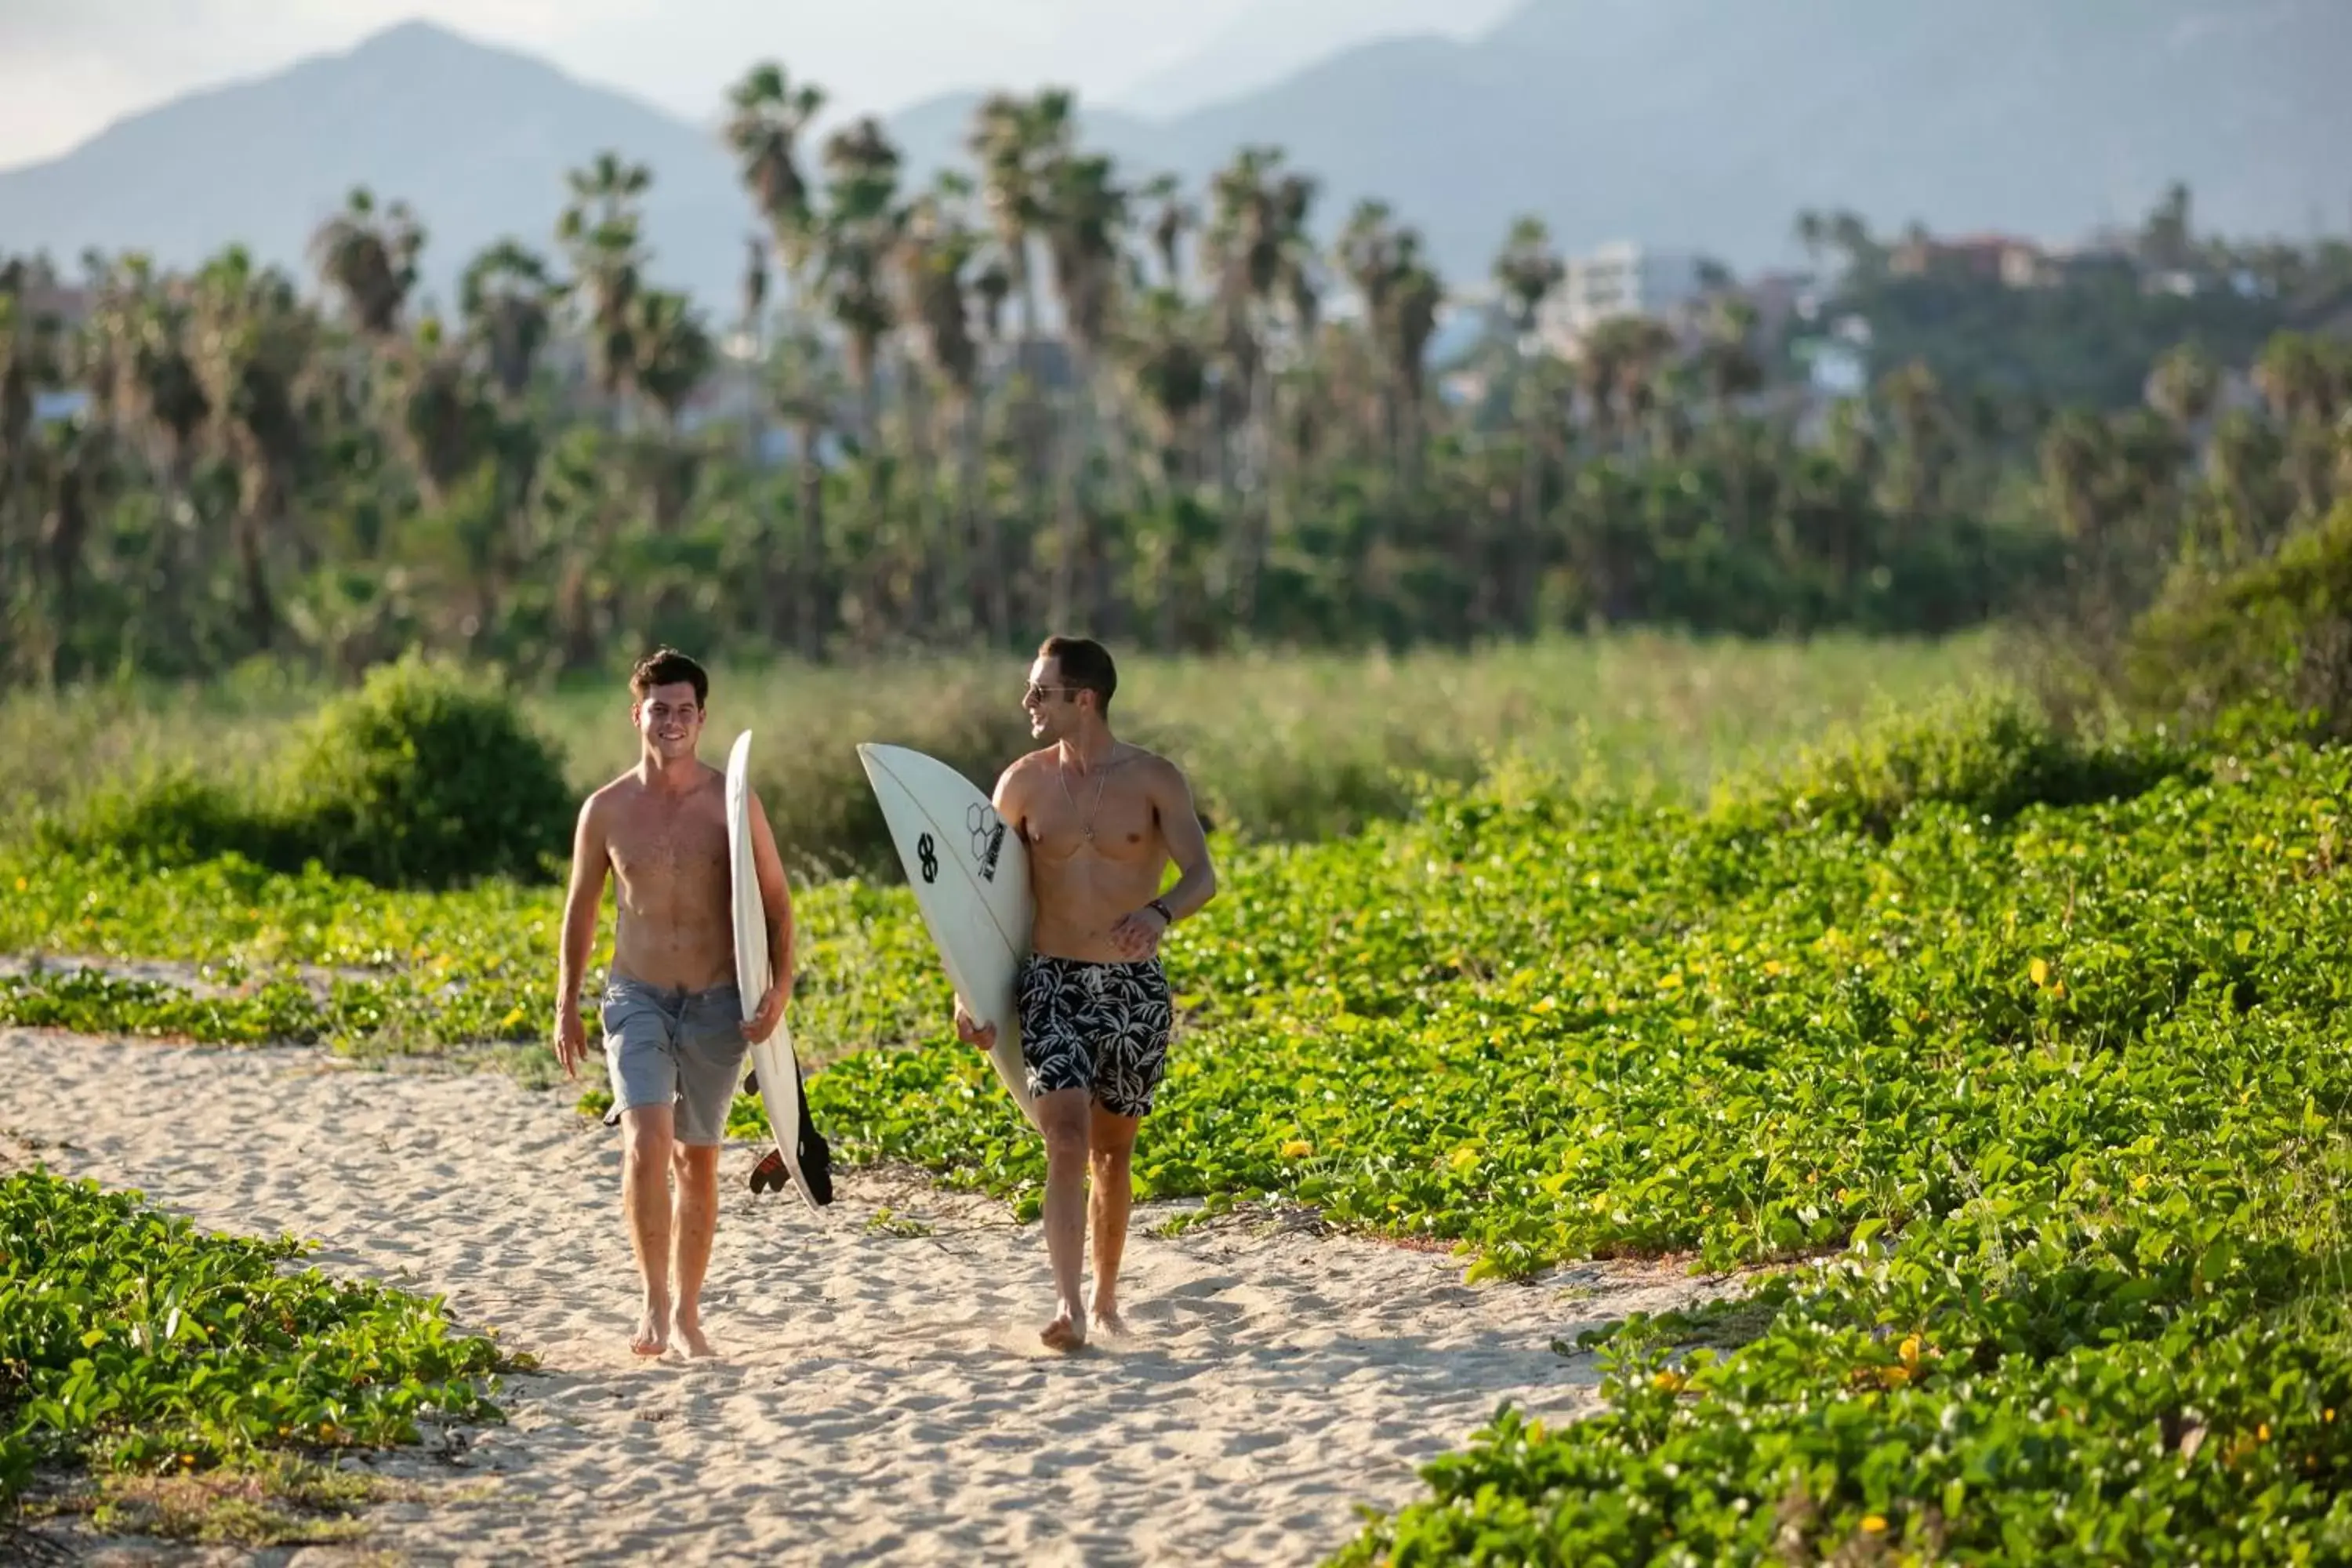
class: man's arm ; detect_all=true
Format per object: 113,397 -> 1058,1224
553,793 -> 611,1077
1110,758 -> 1218,960
1146,758 -> 1218,923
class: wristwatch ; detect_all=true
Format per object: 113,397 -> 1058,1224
1147,897 -> 1174,925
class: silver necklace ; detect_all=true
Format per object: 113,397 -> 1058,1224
1059,747 -> 1114,841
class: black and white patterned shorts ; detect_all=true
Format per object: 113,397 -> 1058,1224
1014,954 -> 1174,1118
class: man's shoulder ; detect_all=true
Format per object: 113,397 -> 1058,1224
582,772 -> 636,813
1122,744 -> 1189,786
1001,746 -> 1058,782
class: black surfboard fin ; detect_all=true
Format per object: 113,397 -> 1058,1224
746,1054 -> 836,1206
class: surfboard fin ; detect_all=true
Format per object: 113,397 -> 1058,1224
748,1056 -> 834,1205
795,1076 -> 835,1205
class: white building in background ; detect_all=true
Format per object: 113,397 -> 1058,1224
1537,241 -> 1711,352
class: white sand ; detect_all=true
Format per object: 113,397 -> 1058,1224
1,1029 -> 1719,1566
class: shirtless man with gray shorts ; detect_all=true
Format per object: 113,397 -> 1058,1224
553,647 -> 793,1359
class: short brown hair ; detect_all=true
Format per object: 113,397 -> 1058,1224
1038,634 -> 1116,714
630,646 -> 709,706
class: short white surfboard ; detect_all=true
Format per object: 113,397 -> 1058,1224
727,729 -> 822,1209
855,742 -> 1039,1127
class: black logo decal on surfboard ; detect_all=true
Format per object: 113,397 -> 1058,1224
916,832 -> 938,883
967,804 -> 1006,882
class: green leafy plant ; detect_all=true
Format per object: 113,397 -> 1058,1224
0,1170 -> 517,1505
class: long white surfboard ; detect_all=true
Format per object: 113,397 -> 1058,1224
727,730 -> 822,1209
855,742 -> 1039,1128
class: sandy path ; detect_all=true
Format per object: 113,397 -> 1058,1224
1,1029 -> 1715,1566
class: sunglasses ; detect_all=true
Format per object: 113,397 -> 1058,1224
1024,682 -> 1083,704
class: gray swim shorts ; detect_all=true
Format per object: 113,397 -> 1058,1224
600,974 -> 749,1146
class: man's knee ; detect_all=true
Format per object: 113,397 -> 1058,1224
1044,1123 -> 1090,1169
622,1105 -> 675,1167
1037,1095 -> 1091,1167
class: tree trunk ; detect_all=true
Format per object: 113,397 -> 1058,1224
795,416 -> 826,661
959,390 -> 1005,646
1049,363 -> 1085,633
901,355 -> 940,634
236,508 -> 276,652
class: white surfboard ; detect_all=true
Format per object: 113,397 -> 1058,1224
855,742 -> 1039,1127
726,730 -> 822,1210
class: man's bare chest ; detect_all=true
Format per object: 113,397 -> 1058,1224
609,800 -> 729,891
1024,778 -> 1160,861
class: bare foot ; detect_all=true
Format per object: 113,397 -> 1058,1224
1040,1308 -> 1087,1352
673,1313 -> 717,1359
631,1304 -> 670,1358
1089,1303 -> 1128,1339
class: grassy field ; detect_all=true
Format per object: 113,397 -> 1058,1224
9,632 -> 2348,1559
0,631 -> 2008,877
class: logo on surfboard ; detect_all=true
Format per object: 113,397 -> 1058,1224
967,804 -> 1007,882
916,832 -> 938,882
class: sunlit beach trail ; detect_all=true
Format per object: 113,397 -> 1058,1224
2,1028 -> 1714,1567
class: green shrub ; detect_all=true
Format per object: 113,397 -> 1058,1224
1709,688 -> 2189,838
32,764 -> 292,869
29,658 -> 571,890
2125,499 -> 2352,743
276,653 -> 572,888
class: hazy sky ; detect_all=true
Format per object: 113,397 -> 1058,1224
0,0 -> 1516,170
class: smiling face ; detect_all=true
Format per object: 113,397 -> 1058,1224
1021,654 -> 1088,743
631,679 -> 704,762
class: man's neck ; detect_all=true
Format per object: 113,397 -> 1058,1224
1056,727 -> 1119,771
637,751 -> 702,793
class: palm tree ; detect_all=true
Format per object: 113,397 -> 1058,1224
968,90 -> 1073,354
724,61 -> 827,305
1493,216 -> 1567,629
970,89 -> 1074,557
895,179 -> 992,639
2252,332 -> 2345,521
2147,343 -> 2220,433
32,414 -> 112,679
0,269 -> 65,571
192,245 -> 316,651
1120,288 -> 1213,650
626,289 -> 715,535
1793,209 -> 1828,277
392,314 -> 493,506
1697,296 -> 1765,543
1044,148 -> 1129,630
309,187 -> 426,339
1876,360 -> 1954,524
1338,199 -> 1437,495
1385,231 -> 1445,499
106,261 -> 211,639
818,116 -> 904,456
1204,144 -> 1318,622
1577,314 -> 1674,457
459,241 -> 558,403
557,152 -> 654,423
1139,173 -> 1196,291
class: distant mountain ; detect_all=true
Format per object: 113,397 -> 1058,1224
2,3 -> 2345,318
1110,0 -> 1518,118
0,21 -> 755,310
